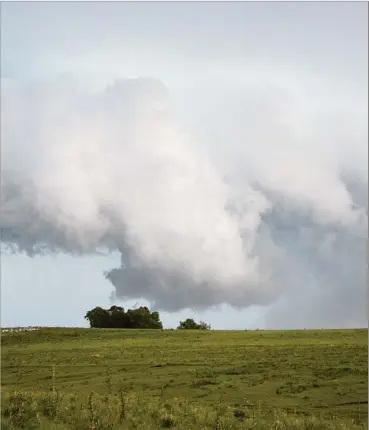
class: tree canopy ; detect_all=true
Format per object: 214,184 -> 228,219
177,318 -> 211,330
85,306 -> 163,329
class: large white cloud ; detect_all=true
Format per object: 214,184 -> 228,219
1,73 -> 367,327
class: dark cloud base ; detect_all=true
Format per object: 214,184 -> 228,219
1,171 -> 366,328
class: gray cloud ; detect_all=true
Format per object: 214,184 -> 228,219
1,74 -> 367,328
2,2 -> 367,86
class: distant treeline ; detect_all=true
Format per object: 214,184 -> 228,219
85,306 -> 210,330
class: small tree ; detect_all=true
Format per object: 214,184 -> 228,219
177,318 -> 211,330
198,321 -> 211,330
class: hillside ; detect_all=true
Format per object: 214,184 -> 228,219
1,328 -> 367,429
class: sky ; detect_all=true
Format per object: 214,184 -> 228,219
1,2 -> 368,329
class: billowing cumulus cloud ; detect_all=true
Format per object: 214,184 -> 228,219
1,72 -> 367,327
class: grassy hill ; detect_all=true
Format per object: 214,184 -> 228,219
1,328 -> 367,429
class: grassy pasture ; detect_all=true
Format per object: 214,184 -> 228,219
1,328 -> 367,429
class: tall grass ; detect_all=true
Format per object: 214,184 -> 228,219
2,389 -> 367,430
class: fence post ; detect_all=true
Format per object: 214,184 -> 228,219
52,364 -> 56,393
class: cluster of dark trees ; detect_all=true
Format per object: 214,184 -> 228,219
85,306 -> 211,330
85,306 -> 163,329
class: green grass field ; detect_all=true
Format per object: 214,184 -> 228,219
1,328 -> 367,429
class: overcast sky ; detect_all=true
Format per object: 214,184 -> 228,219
1,2 -> 367,329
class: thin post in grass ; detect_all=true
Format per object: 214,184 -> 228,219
16,362 -> 24,390
214,409 -> 221,430
214,394 -> 223,430
88,392 -> 96,430
104,365 -> 113,395
52,364 -> 56,394
118,386 -> 126,423
357,400 -> 361,423
48,364 -> 59,419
